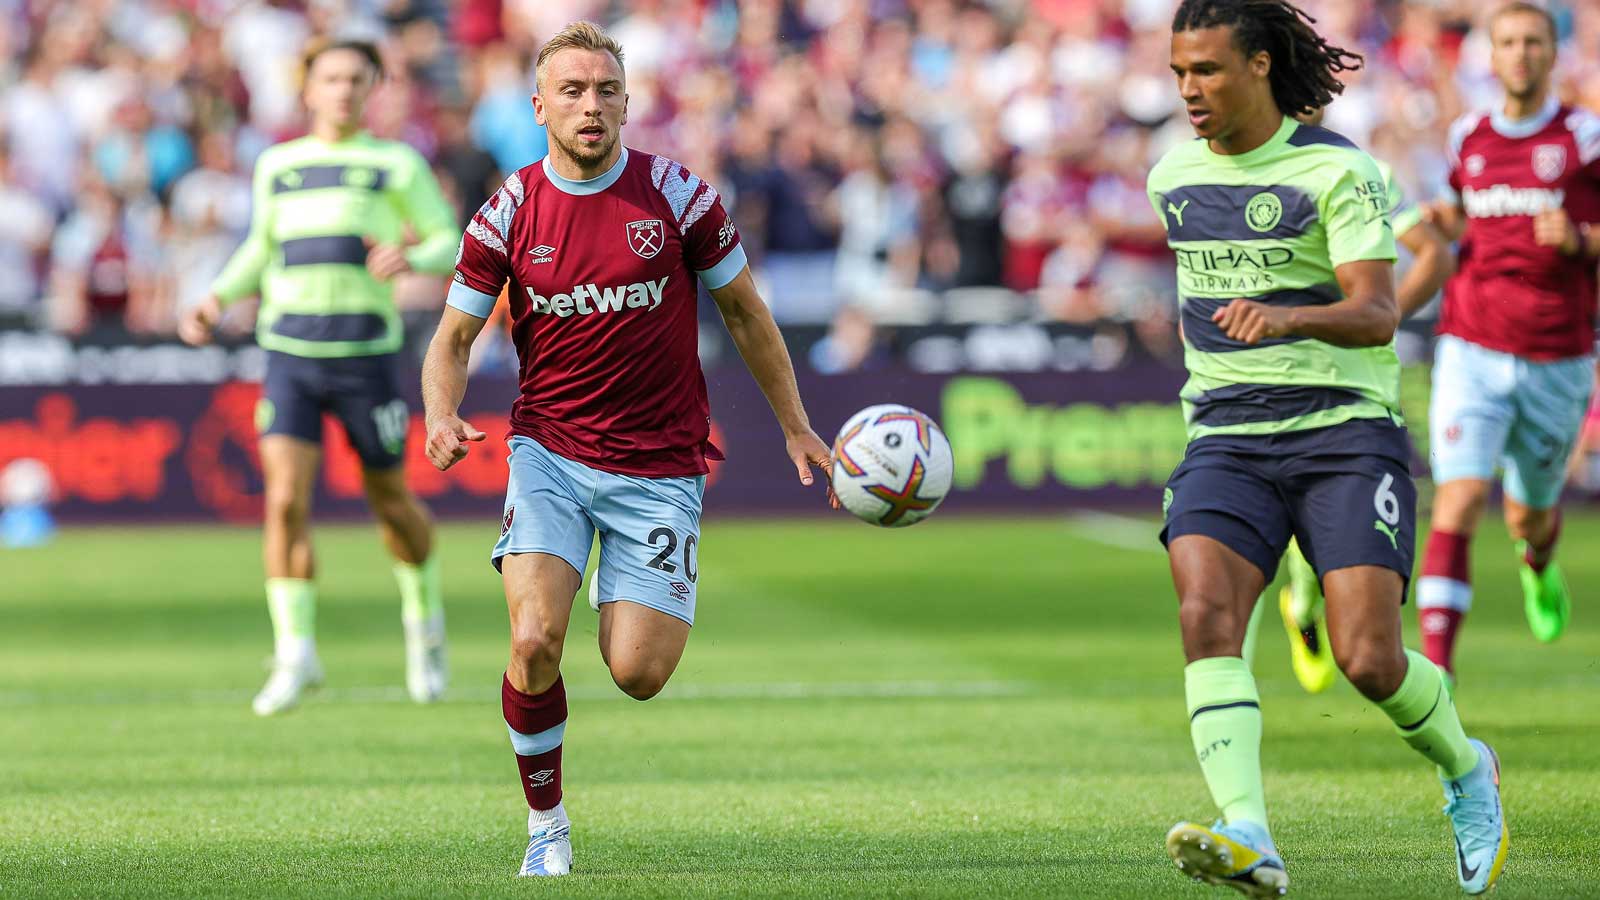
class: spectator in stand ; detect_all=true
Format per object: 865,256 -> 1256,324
752,123 -> 840,323
93,93 -> 195,200
833,131 -> 920,314
47,175 -> 163,337
0,140 -> 56,323
0,0 -> 1594,348
433,104 -> 501,226
164,130 -> 251,324
939,121 -> 1008,289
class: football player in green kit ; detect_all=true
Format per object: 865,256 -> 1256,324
1146,1 -> 1506,894
180,39 -> 458,715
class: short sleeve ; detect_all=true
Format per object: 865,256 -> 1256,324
1384,166 -> 1423,237
1571,109 -> 1600,179
448,174 -> 522,318
678,180 -> 745,289
648,156 -> 747,290
1323,152 -> 1398,268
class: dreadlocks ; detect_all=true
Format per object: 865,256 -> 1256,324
1173,0 -> 1362,116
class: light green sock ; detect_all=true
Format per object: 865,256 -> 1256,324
1185,656 -> 1269,831
395,554 -> 442,624
1241,591 -> 1268,669
1376,650 -> 1479,779
266,578 -> 316,663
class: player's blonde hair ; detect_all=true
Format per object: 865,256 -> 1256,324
1490,2 -> 1558,43
535,21 -> 626,91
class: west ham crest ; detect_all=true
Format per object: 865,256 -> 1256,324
626,219 -> 664,259
1533,144 -> 1566,183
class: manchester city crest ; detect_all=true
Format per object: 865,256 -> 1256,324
1245,191 -> 1283,233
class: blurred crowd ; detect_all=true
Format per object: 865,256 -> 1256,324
2,0 -> 1599,360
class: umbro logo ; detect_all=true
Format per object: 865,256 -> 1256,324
528,245 -> 556,264
527,769 -> 555,787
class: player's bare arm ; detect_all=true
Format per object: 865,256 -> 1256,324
1421,199 -> 1466,242
421,305 -> 489,471
1396,220 -> 1454,318
1213,259 -> 1397,348
708,266 -> 836,503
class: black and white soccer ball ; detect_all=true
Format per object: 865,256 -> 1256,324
829,404 -> 954,528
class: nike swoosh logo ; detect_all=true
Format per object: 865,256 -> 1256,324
1456,836 -> 1480,882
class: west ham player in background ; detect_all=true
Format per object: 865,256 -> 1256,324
1418,2 -> 1600,683
179,39 -> 457,715
420,22 -> 835,877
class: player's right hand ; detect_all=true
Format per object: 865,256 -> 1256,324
177,295 -> 222,346
425,414 -> 487,471
1533,207 -> 1579,255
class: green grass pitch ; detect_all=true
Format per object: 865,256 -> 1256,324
4,515 -> 1598,898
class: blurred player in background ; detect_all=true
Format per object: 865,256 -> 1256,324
420,22 -> 835,877
1416,2 -> 1600,685
1148,0 -> 1505,894
1250,105 -> 1457,694
179,39 -> 459,715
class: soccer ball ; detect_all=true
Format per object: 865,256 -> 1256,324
829,404 -> 954,527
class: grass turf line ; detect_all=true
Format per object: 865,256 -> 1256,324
3,517 -> 1598,898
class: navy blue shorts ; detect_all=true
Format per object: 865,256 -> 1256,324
257,351 -> 410,470
1159,418 -> 1417,590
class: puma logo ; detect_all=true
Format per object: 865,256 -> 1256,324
1373,519 -> 1399,550
1167,199 -> 1191,227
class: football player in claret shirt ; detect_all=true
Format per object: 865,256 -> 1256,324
179,39 -> 457,716
419,22 -> 836,877
1416,1 -> 1600,684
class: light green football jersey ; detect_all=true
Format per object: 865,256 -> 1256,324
212,133 -> 458,358
1146,116 -> 1400,442
1376,158 -> 1423,238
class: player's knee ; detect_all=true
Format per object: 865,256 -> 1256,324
1431,481 -> 1488,532
1503,503 -> 1553,542
1177,588 -> 1244,649
509,622 -> 566,675
1332,639 -> 1404,700
263,486 -> 311,528
609,658 -> 671,701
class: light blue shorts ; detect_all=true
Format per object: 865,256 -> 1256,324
493,436 -> 705,625
1429,335 -> 1595,508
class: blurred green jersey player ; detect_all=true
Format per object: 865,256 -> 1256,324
1148,1 -> 1505,895
180,38 -> 458,716
1243,107 -> 1457,696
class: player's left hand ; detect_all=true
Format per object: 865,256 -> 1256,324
787,430 -> 839,509
365,238 -> 414,281
1533,207 -> 1580,255
1212,298 -> 1293,345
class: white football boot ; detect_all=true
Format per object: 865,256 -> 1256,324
404,612 -> 448,703
252,656 -> 324,716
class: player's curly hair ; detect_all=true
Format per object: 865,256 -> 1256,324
1173,0 -> 1362,116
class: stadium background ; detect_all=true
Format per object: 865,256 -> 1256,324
4,0 -> 1600,521
4,3 -> 1600,898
